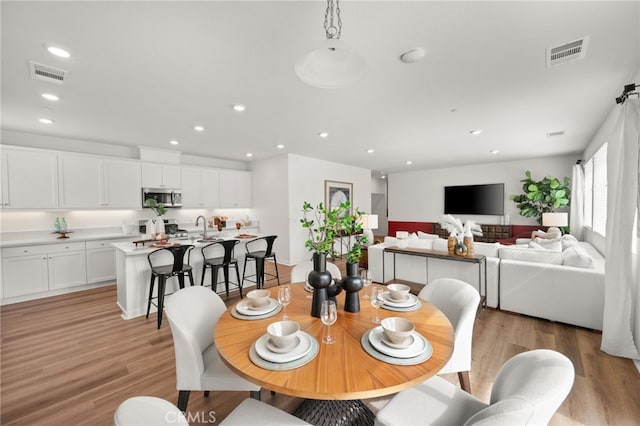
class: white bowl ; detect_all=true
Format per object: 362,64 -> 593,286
387,283 -> 411,302
381,317 -> 415,346
266,321 -> 300,349
246,289 -> 271,308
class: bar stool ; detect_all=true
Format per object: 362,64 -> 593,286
146,244 -> 194,329
242,235 -> 280,289
201,239 -> 243,298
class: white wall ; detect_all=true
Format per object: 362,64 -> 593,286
288,154 -> 371,265
388,154 -> 577,226
251,154 -> 291,263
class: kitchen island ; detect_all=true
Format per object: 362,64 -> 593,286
113,235 -> 261,320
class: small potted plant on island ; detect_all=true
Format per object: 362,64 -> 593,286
144,198 -> 167,239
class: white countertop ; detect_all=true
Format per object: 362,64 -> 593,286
112,233 -> 263,256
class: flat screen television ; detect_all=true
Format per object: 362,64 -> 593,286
444,183 -> 504,215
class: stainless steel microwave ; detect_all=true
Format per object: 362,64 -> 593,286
142,188 -> 182,208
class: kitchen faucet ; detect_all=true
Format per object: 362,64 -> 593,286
195,215 -> 207,239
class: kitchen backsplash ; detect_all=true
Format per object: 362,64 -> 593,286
0,208 -> 255,233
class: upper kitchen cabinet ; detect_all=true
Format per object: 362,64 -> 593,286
58,154 -> 141,208
1,148 -> 58,209
141,163 -> 181,188
219,170 -> 251,208
181,167 -> 220,208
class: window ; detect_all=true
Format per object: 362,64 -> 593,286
584,143 -> 607,236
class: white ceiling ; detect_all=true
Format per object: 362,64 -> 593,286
2,1 -> 638,175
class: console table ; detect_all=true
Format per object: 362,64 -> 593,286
383,246 -> 488,308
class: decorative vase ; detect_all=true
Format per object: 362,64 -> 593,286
463,235 -> 475,256
154,217 -> 165,239
341,262 -> 363,312
455,241 -> 468,256
308,252 -> 333,318
447,236 -> 456,255
327,282 -> 343,304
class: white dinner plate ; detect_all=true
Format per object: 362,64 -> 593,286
368,326 -> 427,358
255,332 -> 313,363
382,292 -> 418,308
235,298 -> 279,316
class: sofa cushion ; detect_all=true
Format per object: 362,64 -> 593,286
407,239 -> 433,249
433,238 -> 448,252
530,238 -> 562,252
499,246 -> 563,265
409,232 -> 419,240
384,236 -> 398,246
417,231 -> 439,240
560,234 -> 579,250
562,245 -> 594,268
472,242 -> 500,258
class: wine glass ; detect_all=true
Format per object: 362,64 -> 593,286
361,269 -> 372,299
321,300 -> 337,344
278,285 -> 292,320
370,287 -> 383,324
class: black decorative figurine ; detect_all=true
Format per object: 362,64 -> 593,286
340,262 -> 363,312
308,253 -> 333,318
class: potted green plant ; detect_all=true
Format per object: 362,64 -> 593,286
509,170 -> 571,225
144,198 -> 166,216
338,205 -> 368,313
300,201 -> 344,317
145,198 -> 167,236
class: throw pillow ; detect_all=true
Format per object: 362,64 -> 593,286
531,227 -> 562,240
531,238 -> 562,252
562,246 -> 594,268
408,232 -> 419,240
417,231 -> 438,240
561,234 -> 579,250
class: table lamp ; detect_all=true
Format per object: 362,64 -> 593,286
360,214 -> 378,246
542,212 -> 568,234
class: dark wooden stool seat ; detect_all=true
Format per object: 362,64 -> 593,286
200,240 -> 243,298
146,245 -> 194,329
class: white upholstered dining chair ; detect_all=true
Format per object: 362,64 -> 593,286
418,277 -> 480,392
114,396 -> 188,425
375,349 -> 575,426
220,398 -> 311,426
164,286 -> 261,411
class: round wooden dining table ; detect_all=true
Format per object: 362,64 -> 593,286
214,283 -> 454,424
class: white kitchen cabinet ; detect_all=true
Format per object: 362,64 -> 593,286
86,239 -> 119,283
102,159 -> 142,208
48,248 -> 87,290
0,148 -> 58,209
1,242 -> 86,297
58,154 -> 141,208
141,163 -> 181,188
219,170 -> 251,208
181,167 -> 220,208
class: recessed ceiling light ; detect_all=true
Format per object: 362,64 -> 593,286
470,129 -> 483,135
38,118 -> 54,124
490,150 -> 500,154
41,93 -> 59,101
46,45 -> 70,58
367,149 -> 374,154
194,125 -> 204,132
169,140 -> 179,145
246,153 -> 253,157
233,104 -> 246,112
318,132 -> 329,138
276,144 -> 285,149
406,161 -> 412,165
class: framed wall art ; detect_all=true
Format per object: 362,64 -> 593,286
325,180 -> 353,211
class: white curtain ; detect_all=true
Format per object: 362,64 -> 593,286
601,98 -> 640,359
570,163 -> 585,240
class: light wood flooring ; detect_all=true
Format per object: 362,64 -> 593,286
1,263 -> 639,425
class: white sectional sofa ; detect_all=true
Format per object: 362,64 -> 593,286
368,233 -> 605,330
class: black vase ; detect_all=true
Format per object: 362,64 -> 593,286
341,262 -> 363,313
308,252 -> 333,318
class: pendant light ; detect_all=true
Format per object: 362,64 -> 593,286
295,0 -> 365,89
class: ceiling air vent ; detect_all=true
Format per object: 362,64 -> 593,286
547,131 -> 565,138
29,61 -> 68,85
546,37 -> 589,67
